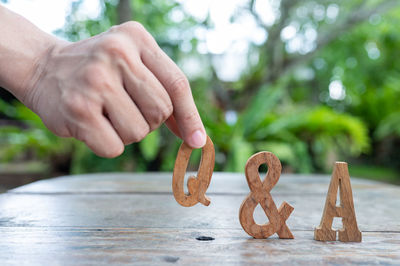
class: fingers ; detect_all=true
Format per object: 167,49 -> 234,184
57,21 -> 207,159
58,90 -> 124,158
140,39 -> 206,148
119,59 -> 173,132
74,113 -> 125,158
66,83 -> 151,156
103,84 -> 150,145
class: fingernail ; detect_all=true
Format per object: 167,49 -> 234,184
190,130 -> 206,148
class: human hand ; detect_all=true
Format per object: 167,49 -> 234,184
22,22 -> 206,157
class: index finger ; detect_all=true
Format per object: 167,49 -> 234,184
140,40 -> 206,148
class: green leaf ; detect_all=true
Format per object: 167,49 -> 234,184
240,85 -> 284,135
375,111 -> 400,139
225,137 -> 253,172
139,130 -> 160,161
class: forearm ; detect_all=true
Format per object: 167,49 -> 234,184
0,5 -> 62,101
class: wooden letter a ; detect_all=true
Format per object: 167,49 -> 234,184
314,162 -> 362,242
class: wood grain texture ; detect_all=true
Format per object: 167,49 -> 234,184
1,172 -> 399,264
11,172 -> 395,195
239,152 -> 294,239
0,228 -> 398,265
172,136 -> 215,207
315,162 -> 362,242
5,174 -> 400,231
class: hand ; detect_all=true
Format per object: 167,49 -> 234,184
22,22 -> 206,157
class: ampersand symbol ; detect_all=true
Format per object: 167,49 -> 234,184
239,151 -> 294,239
172,136 -> 215,207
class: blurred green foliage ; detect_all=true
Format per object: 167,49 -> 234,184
0,98 -> 76,172
1,0 -> 400,179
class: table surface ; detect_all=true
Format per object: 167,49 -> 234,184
0,172 -> 399,265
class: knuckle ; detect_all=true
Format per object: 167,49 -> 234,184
102,145 -> 124,158
120,21 -> 154,45
162,102 -> 174,120
107,24 -> 121,34
120,21 -> 146,34
159,101 -> 173,123
148,48 -> 162,61
182,110 -> 199,124
75,127 -> 87,143
81,130 -> 124,158
62,94 -> 89,118
147,102 -> 173,130
97,34 -> 126,58
168,76 -> 190,98
44,120 -> 71,138
122,123 -> 150,144
54,126 -> 71,138
82,64 -> 109,89
130,127 -> 149,143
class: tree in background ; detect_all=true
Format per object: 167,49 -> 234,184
1,0 -> 400,180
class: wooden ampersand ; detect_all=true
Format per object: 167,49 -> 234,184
172,136 -> 215,207
239,152 -> 294,239
314,162 -> 362,242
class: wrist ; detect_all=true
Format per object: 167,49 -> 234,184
17,37 -> 67,105
19,37 -> 68,107
0,6 -> 67,103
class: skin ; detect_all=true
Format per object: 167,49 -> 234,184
0,5 -> 206,158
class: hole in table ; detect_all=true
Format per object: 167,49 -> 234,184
163,256 -> 180,263
196,236 -> 215,241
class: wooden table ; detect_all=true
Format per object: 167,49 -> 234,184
0,172 -> 399,265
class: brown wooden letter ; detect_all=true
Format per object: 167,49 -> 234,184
314,162 -> 362,242
172,136 -> 215,207
239,152 -> 294,239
